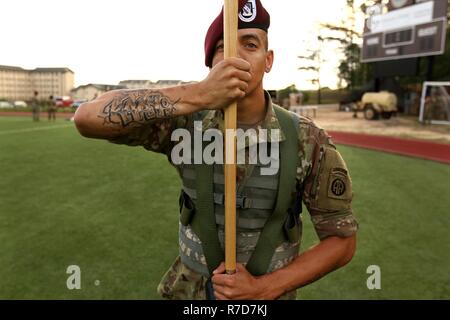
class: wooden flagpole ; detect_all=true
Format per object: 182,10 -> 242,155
223,0 -> 238,275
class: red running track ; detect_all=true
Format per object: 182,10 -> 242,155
329,131 -> 450,165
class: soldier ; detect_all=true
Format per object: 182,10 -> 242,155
31,91 -> 40,122
47,95 -> 57,122
74,0 -> 358,300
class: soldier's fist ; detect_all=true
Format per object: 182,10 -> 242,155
198,58 -> 252,110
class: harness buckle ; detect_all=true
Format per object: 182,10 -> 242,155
215,193 -> 253,209
236,196 -> 252,209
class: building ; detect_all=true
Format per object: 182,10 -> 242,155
71,84 -> 126,101
0,65 -> 74,101
72,80 -> 198,101
153,80 -> 185,88
30,68 -> 75,101
119,80 -> 195,90
118,80 -> 155,90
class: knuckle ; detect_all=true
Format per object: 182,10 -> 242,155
228,69 -> 238,79
228,89 -> 239,99
229,78 -> 240,88
225,278 -> 234,286
224,289 -> 233,298
242,61 -> 251,71
228,90 -> 238,99
220,60 -> 231,69
224,69 -> 236,80
236,71 -> 247,81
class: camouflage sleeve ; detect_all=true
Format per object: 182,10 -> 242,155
301,121 -> 358,240
108,116 -> 189,156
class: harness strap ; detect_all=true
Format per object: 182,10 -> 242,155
245,106 -> 299,276
191,164 -> 224,275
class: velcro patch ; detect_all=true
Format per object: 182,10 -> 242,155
310,147 -> 353,211
327,168 -> 351,200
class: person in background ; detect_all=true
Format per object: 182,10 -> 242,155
47,95 -> 57,122
31,91 -> 40,122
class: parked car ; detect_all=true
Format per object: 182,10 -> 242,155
54,96 -> 74,108
13,100 -> 28,108
0,101 -> 14,109
71,99 -> 88,110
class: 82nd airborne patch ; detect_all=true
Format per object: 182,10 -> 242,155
327,168 -> 350,200
331,178 -> 346,197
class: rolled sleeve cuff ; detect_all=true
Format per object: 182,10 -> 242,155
311,210 -> 359,240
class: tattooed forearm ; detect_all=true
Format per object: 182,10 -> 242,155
99,90 -> 179,128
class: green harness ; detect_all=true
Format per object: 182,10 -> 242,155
184,105 -> 300,276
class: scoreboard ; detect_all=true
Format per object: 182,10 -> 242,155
362,0 -> 448,63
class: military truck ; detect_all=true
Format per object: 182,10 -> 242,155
354,91 -> 398,120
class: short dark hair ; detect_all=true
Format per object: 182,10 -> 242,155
263,32 -> 269,51
34,91 -> 39,96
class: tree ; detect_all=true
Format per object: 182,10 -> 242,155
429,29 -> 450,81
277,84 -> 300,105
448,0 -> 450,28
320,0 -> 379,89
298,38 -> 324,104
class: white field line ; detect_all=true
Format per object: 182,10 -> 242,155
0,124 -> 74,136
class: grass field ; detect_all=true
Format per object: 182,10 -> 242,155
0,116 -> 449,300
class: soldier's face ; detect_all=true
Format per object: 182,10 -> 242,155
212,29 -> 274,96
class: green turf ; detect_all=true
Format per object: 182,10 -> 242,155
0,116 -> 449,299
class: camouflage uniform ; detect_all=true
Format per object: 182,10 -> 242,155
31,96 -> 40,122
110,92 -> 358,300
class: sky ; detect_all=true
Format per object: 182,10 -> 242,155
0,0 -> 365,90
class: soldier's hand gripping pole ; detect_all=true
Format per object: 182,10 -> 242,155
223,0 -> 238,276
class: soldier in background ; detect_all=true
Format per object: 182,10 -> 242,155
47,95 -> 57,122
31,91 -> 40,122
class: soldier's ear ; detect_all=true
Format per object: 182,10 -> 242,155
265,50 -> 274,73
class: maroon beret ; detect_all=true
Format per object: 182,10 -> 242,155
204,0 -> 270,68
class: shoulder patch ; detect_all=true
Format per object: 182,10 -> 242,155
328,168 -> 350,200
309,147 -> 353,211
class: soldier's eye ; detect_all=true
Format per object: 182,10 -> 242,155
216,43 -> 224,51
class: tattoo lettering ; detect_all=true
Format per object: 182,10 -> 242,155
100,90 -> 179,128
